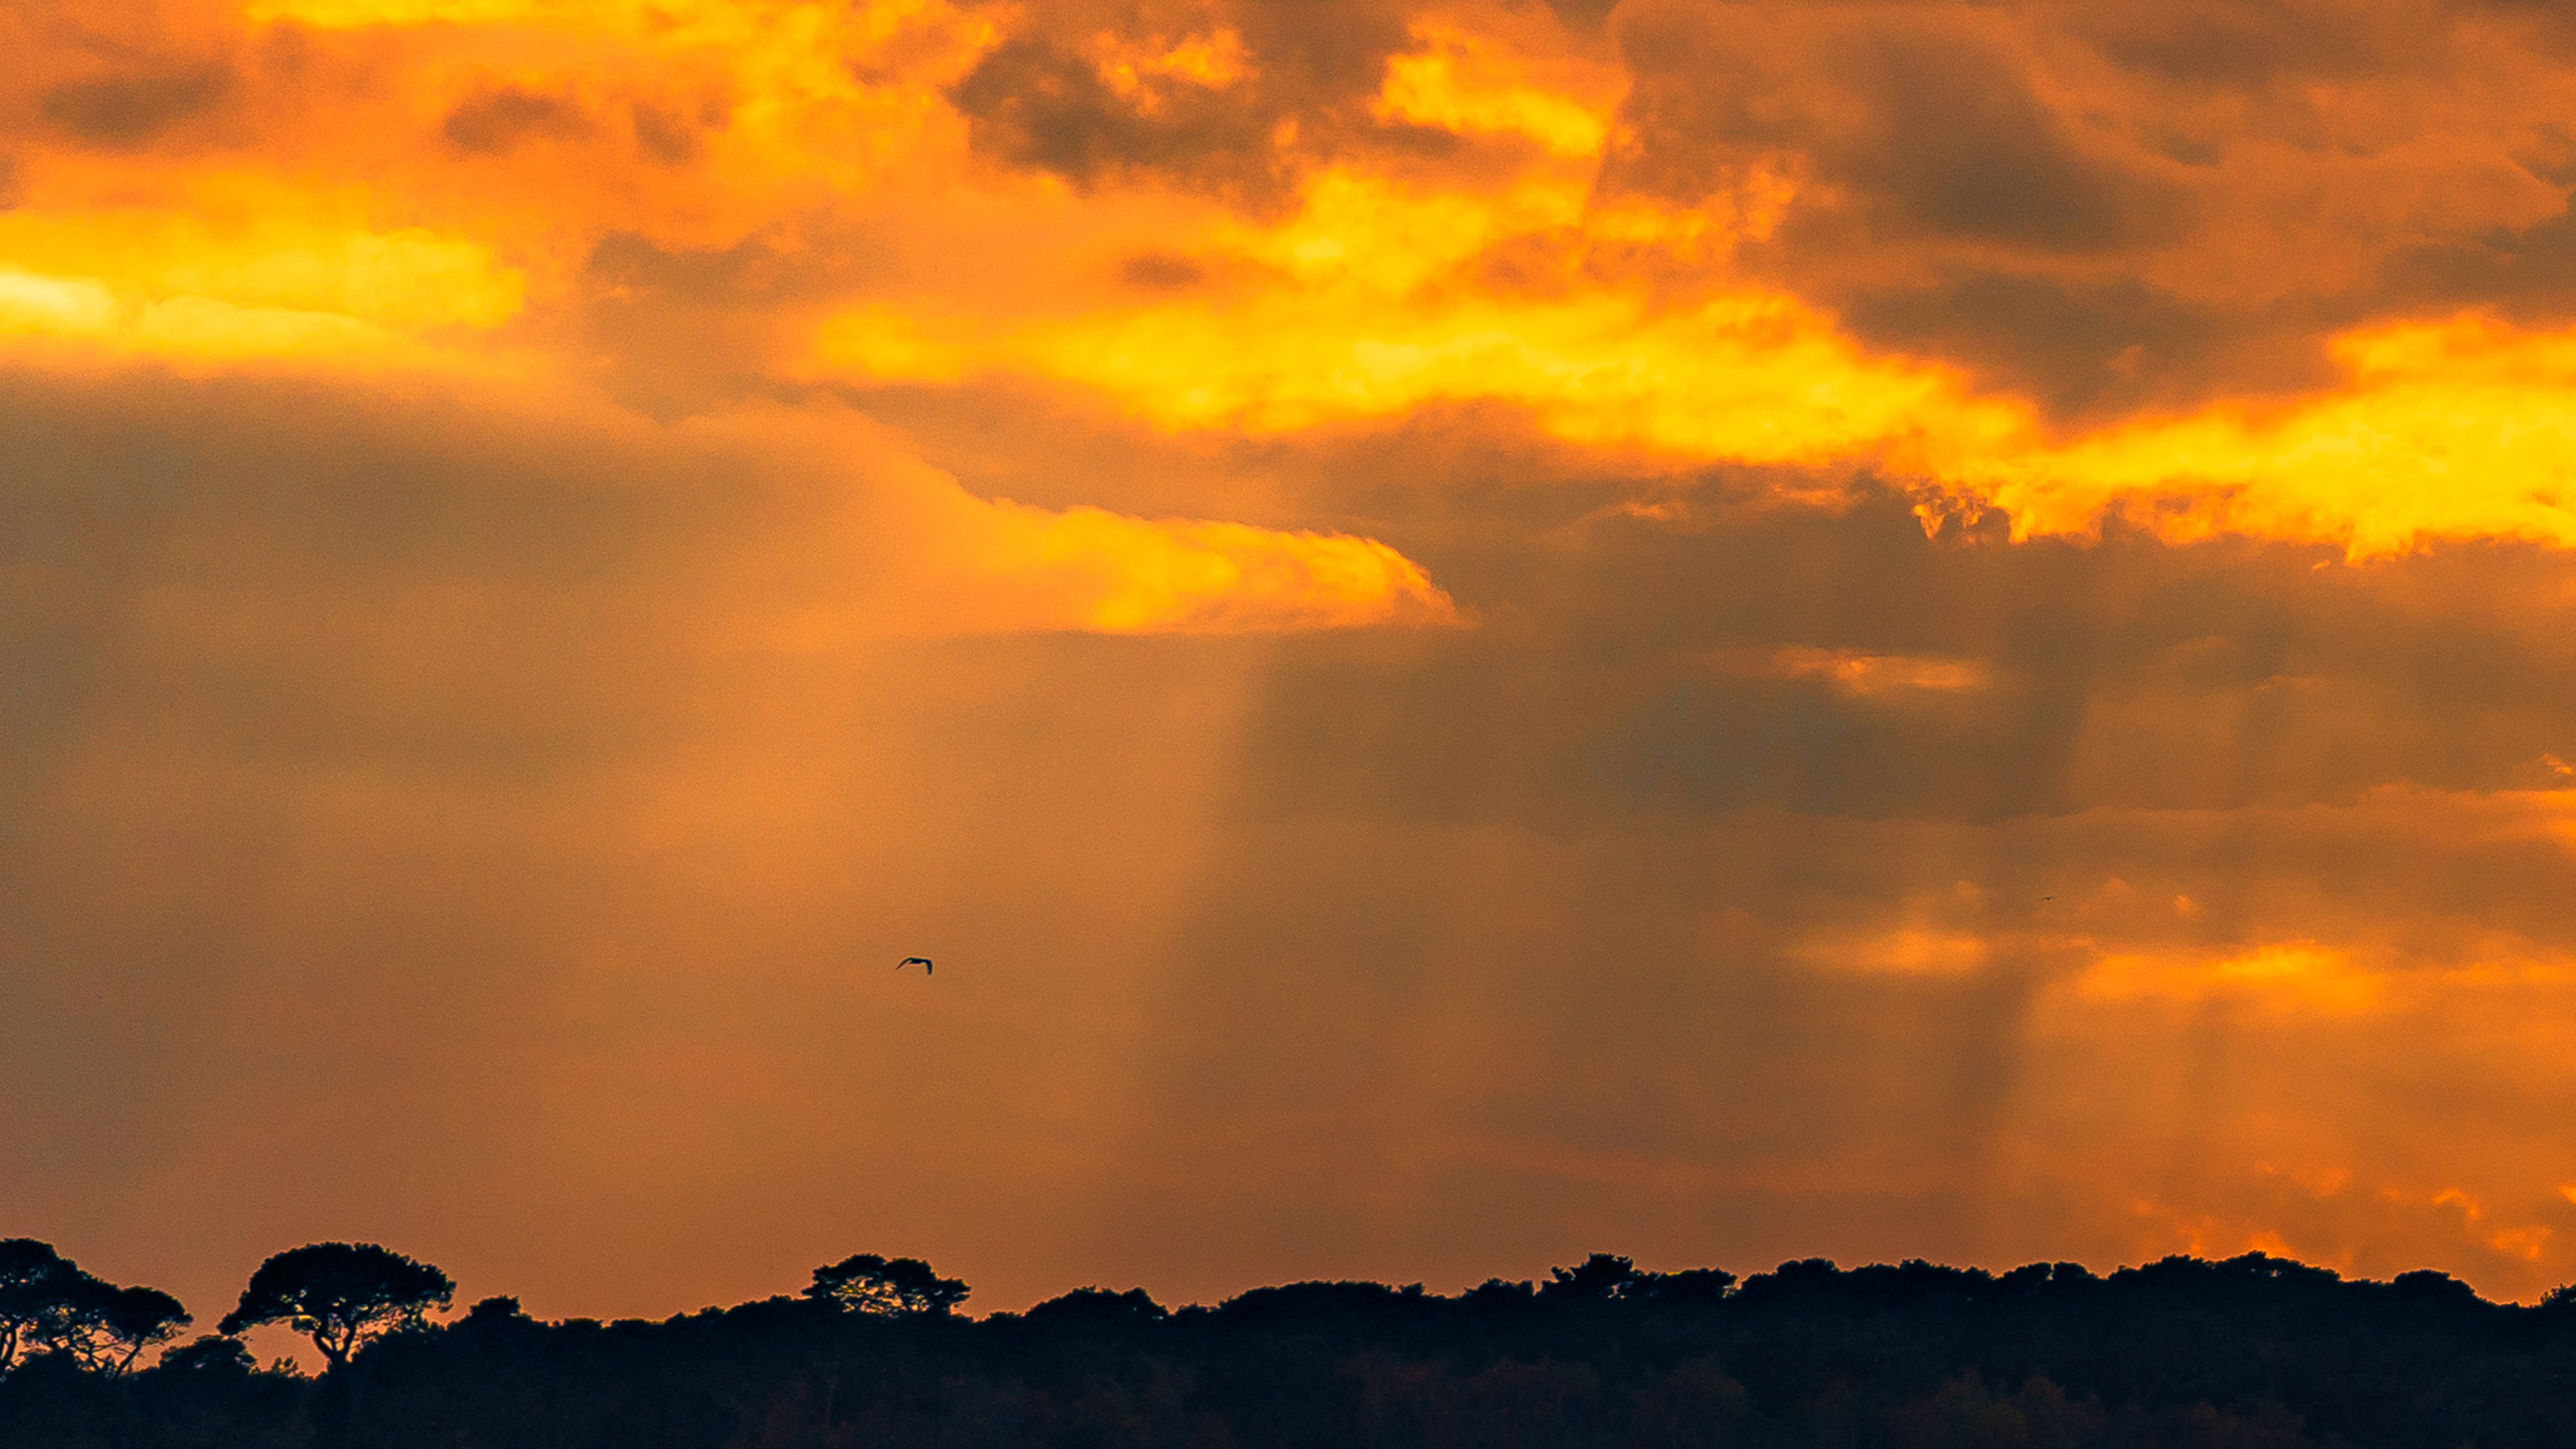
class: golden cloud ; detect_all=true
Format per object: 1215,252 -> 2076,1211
1374,21 -> 1619,158
889,489 -> 1464,637
0,196 -> 523,368
1960,316 -> 2576,558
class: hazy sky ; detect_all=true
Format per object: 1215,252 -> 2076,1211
13,0 -> 2576,1337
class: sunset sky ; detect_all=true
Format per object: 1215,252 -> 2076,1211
15,0 -> 2576,1338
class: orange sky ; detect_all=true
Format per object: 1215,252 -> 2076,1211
12,0 -> 2576,1335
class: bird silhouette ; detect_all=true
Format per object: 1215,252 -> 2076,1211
898,957 -> 933,975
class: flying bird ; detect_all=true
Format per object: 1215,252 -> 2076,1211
897,957 -> 933,975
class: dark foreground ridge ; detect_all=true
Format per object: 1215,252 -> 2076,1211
7,1240 -> 2576,1448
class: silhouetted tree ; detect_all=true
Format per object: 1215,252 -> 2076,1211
804,1254 -> 969,1316
0,1239 -> 186,1376
218,1242 -> 454,1368
1461,1277 -> 1538,1311
1025,1286 -> 1169,1328
0,1240 -> 78,1374
1540,1252 -> 1645,1301
153,1334 -> 258,1375
455,1295 -> 527,1328
1631,1267 -> 1738,1305
53,1279 -> 189,1373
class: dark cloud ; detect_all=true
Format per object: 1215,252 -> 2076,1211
949,36 -> 1281,195
40,62 -> 233,148
1120,250 -> 1207,290
944,0 -> 1432,199
629,102 -> 702,165
1595,1 -> 2576,417
2381,194 -> 2576,324
1836,271 -> 2253,420
1833,31 -> 2192,253
443,86 -> 590,154
1539,0 -> 1623,32
1228,0 -> 1419,99
2055,0 -> 2435,87
1166,476 -> 2576,839
1612,3 -> 2188,254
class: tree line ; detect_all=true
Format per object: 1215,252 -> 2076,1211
6,1238 -> 2576,1446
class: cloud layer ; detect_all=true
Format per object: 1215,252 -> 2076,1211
9,0 -> 2576,1337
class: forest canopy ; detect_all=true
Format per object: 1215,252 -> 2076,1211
1,1240 -> 2574,1446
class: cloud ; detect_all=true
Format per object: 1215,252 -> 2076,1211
0,365 -> 1456,647
949,34 -> 1281,195
2060,0 -> 2438,88
1595,1 -> 2576,418
2071,941 -> 2392,1016
1957,314 -> 2576,556
0,204 -> 523,368
12,0 -> 2563,561
40,62 -> 236,149
945,501 -> 1459,634
1707,646 -> 1989,698
812,159 -> 2576,559
1834,267 -> 2231,423
1610,2 -> 2189,250
1373,19 -> 1619,159
443,87 -> 592,155
940,0 -> 1627,201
